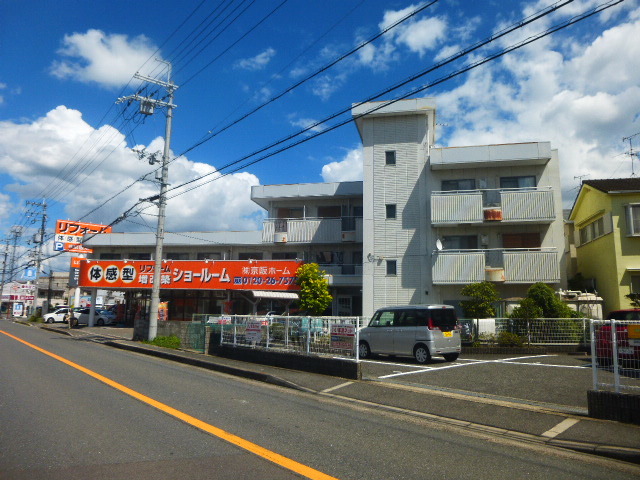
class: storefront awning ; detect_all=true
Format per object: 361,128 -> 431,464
251,290 -> 299,300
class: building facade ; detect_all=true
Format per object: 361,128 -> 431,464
569,178 -> 640,314
353,99 -> 566,317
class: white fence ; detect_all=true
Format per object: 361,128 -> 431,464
590,320 -> 640,394
459,318 -> 591,345
208,315 -> 364,359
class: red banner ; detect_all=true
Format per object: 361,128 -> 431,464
78,260 -> 302,291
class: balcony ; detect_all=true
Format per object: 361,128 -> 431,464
318,264 -> 363,286
431,187 -> 555,225
432,248 -> 560,284
262,217 -> 363,244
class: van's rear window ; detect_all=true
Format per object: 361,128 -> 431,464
430,309 -> 457,327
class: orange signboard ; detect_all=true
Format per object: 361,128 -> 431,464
78,260 -> 302,291
55,220 -> 112,254
56,220 -> 112,236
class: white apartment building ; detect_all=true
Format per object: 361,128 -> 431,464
353,98 -> 566,317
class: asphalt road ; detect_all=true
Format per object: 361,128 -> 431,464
2,319 -> 639,480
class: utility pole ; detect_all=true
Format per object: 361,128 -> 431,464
7,226 -> 23,317
117,60 -> 177,341
27,200 -> 47,315
0,240 -> 8,317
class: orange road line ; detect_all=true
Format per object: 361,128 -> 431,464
1,329 -> 340,480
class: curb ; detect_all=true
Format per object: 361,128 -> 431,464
103,340 -> 315,393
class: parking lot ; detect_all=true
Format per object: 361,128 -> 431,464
360,353 -> 640,412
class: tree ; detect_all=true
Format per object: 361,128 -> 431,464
626,293 -> 640,308
460,281 -> 500,318
509,298 -> 543,320
526,283 -> 578,318
296,263 -> 333,315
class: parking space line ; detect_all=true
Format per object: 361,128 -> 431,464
541,418 -> 580,438
321,382 -> 353,393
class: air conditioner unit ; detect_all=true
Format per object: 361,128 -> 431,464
273,232 -> 287,243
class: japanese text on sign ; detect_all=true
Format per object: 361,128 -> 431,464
78,260 -> 302,291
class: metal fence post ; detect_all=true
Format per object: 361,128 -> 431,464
220,324 -> 223,346
233,323 -> 237,346
612,319 -> 620,393
590,319 -> 598,391
306,328 -> 310,355
266,323 -> 270,349
355,317 -> 360,362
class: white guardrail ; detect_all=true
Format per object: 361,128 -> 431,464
590,319 -> 640,394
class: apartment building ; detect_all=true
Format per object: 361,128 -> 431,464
84,182 -> 363,318
353,98 -> 566,317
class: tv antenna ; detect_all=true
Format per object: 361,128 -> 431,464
622,132 -> 640,177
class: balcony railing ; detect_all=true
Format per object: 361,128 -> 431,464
431,187 -> 555,225
262,217 -> 363,244
432,248 -> 559,284
318,264 -> 363,286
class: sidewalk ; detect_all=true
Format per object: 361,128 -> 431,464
42,323 -> 640,464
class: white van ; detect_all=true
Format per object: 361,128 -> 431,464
358,305 -> 461,363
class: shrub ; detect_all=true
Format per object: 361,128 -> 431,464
144,335 -> 181,349
460,281 -> 500,318
497,331 -> 524,347
28,315 -> 44,323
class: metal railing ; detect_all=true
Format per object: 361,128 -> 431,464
590,320 -> 640,394
213,315 -> 364,359
458,317 -> 591,345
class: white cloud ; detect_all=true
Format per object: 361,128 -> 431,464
235,48 -> 276,71
434,4 -> 640,207
289,117 -> 326,134
49,29 -> 159,88
0,106 -> 264,232
321,148 -> 363,182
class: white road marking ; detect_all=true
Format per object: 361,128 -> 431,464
541,418 -> 580,438
372,354 -> 589,379
321,382 -> 353,393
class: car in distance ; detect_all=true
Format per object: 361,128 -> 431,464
358,305 -> 461,363
70,308 -> 118,326
43,307 -> 70,323
595,309 -> 640,366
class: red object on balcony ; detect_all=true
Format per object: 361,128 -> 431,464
483,208 -> 503,221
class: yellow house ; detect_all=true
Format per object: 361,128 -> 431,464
569,178 -> 640,315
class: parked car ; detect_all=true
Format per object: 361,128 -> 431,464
595,309 -> 640,366
43,307 -> 70,323
68,308 -> 117,326
358,305 -> 461,363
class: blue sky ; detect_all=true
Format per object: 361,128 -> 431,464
1,0 -> 640,272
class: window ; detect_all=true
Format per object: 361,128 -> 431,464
631,275 -> 640,293
443,235 -> 478,249
317,206 -> 342,218
238,252 -> 263,260
99,253 -> 121,260
502,233 -> 541,248
386,259 -> 397,275
128,252 -> 151,260
627,204 -> 640,236
500,176 -> 536,189
165,252 -> 189,260
272,252 -> 298,260
370,310 -> 395,327
385,150 -> 396,165
386,204 -> 396,219
441,179 -> 476,191
196,252 -> 221,260
578,214 -> 612,246
276,207 -> 303,218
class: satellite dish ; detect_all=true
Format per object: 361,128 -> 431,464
436,239 -> 443,251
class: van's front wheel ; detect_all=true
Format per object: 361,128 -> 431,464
358,341 -> 371,359
414,344 -> 431,364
